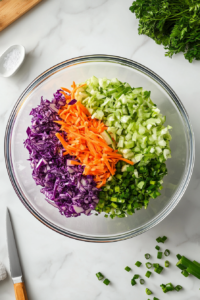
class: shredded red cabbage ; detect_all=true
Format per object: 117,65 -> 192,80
24,90 -> 99,217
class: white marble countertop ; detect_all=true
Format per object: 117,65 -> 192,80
0,0 -> 200,299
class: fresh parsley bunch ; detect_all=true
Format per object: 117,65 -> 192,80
129,0 -> 200,62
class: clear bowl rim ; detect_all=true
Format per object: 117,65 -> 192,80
4,54 -> 195,243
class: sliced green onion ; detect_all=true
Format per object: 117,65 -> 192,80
175,285 -> 183,292
155,245 -> 160,251
146,262 -> 152,269
177,262 -> 187,270
160,283 -> 175,293
162,236 -> 167,242
135,261 -> 142,267
187,266 -> 200,278
156,236 -> 167,243
193,260 -> 200,268
96,272 -> 104,280
176,254 -> 182,260
133,274 -> 140,279
131,278 -> 137,286
164,249 -> 170,256
181,270 -> 189,277
154,266 -> 163,274
140,279 -> 145,285
153,297 -> 159,300
165,260 -> 170,267
157,252 -> 163,259
153,263 -> 159,268
166,283 -> 174,291
103,279 -> 110,285
146,288 -> 152,295
125,266 -> 131,272
145,271 -> 152,278
177,256 -> 200,279
160,284 -> 167,293
156,237 -> 163,243
145,253 -> 151,259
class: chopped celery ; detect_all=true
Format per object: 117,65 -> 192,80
77,76 -> 172,165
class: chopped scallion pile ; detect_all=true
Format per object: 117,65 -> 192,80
135,261 -> 142,267
164,249 -> 170,257
145,271 -> 152,278
96,272 -> 104,280
125,266 -> 131,272
97,159 -> 168,218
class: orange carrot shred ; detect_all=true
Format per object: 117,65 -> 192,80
70,161 -> 82,165
61,87 -> 71,94
55,81 -> 134,187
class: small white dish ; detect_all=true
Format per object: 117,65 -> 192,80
0,45 -> 25,78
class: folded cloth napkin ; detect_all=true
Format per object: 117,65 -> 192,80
0,262 -> 7,281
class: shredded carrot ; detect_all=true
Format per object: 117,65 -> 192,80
70,161 -> 82,165
61,87 -> 71,94
56,82 -> 134,188
60,91 -> 71,100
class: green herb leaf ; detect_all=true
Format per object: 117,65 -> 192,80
129,0 -> 200,63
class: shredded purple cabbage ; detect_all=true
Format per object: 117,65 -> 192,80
24,90 -> 99,217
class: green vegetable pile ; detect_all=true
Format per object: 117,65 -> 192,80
129,0 -> 200,63
77,76 -> 172,165
95,159 -> 167,218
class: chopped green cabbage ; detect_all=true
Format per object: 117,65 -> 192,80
76,76 -> 172,165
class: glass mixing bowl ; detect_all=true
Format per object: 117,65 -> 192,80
4,55 -> 195,242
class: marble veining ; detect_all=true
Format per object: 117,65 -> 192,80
0,0 -> 200,299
